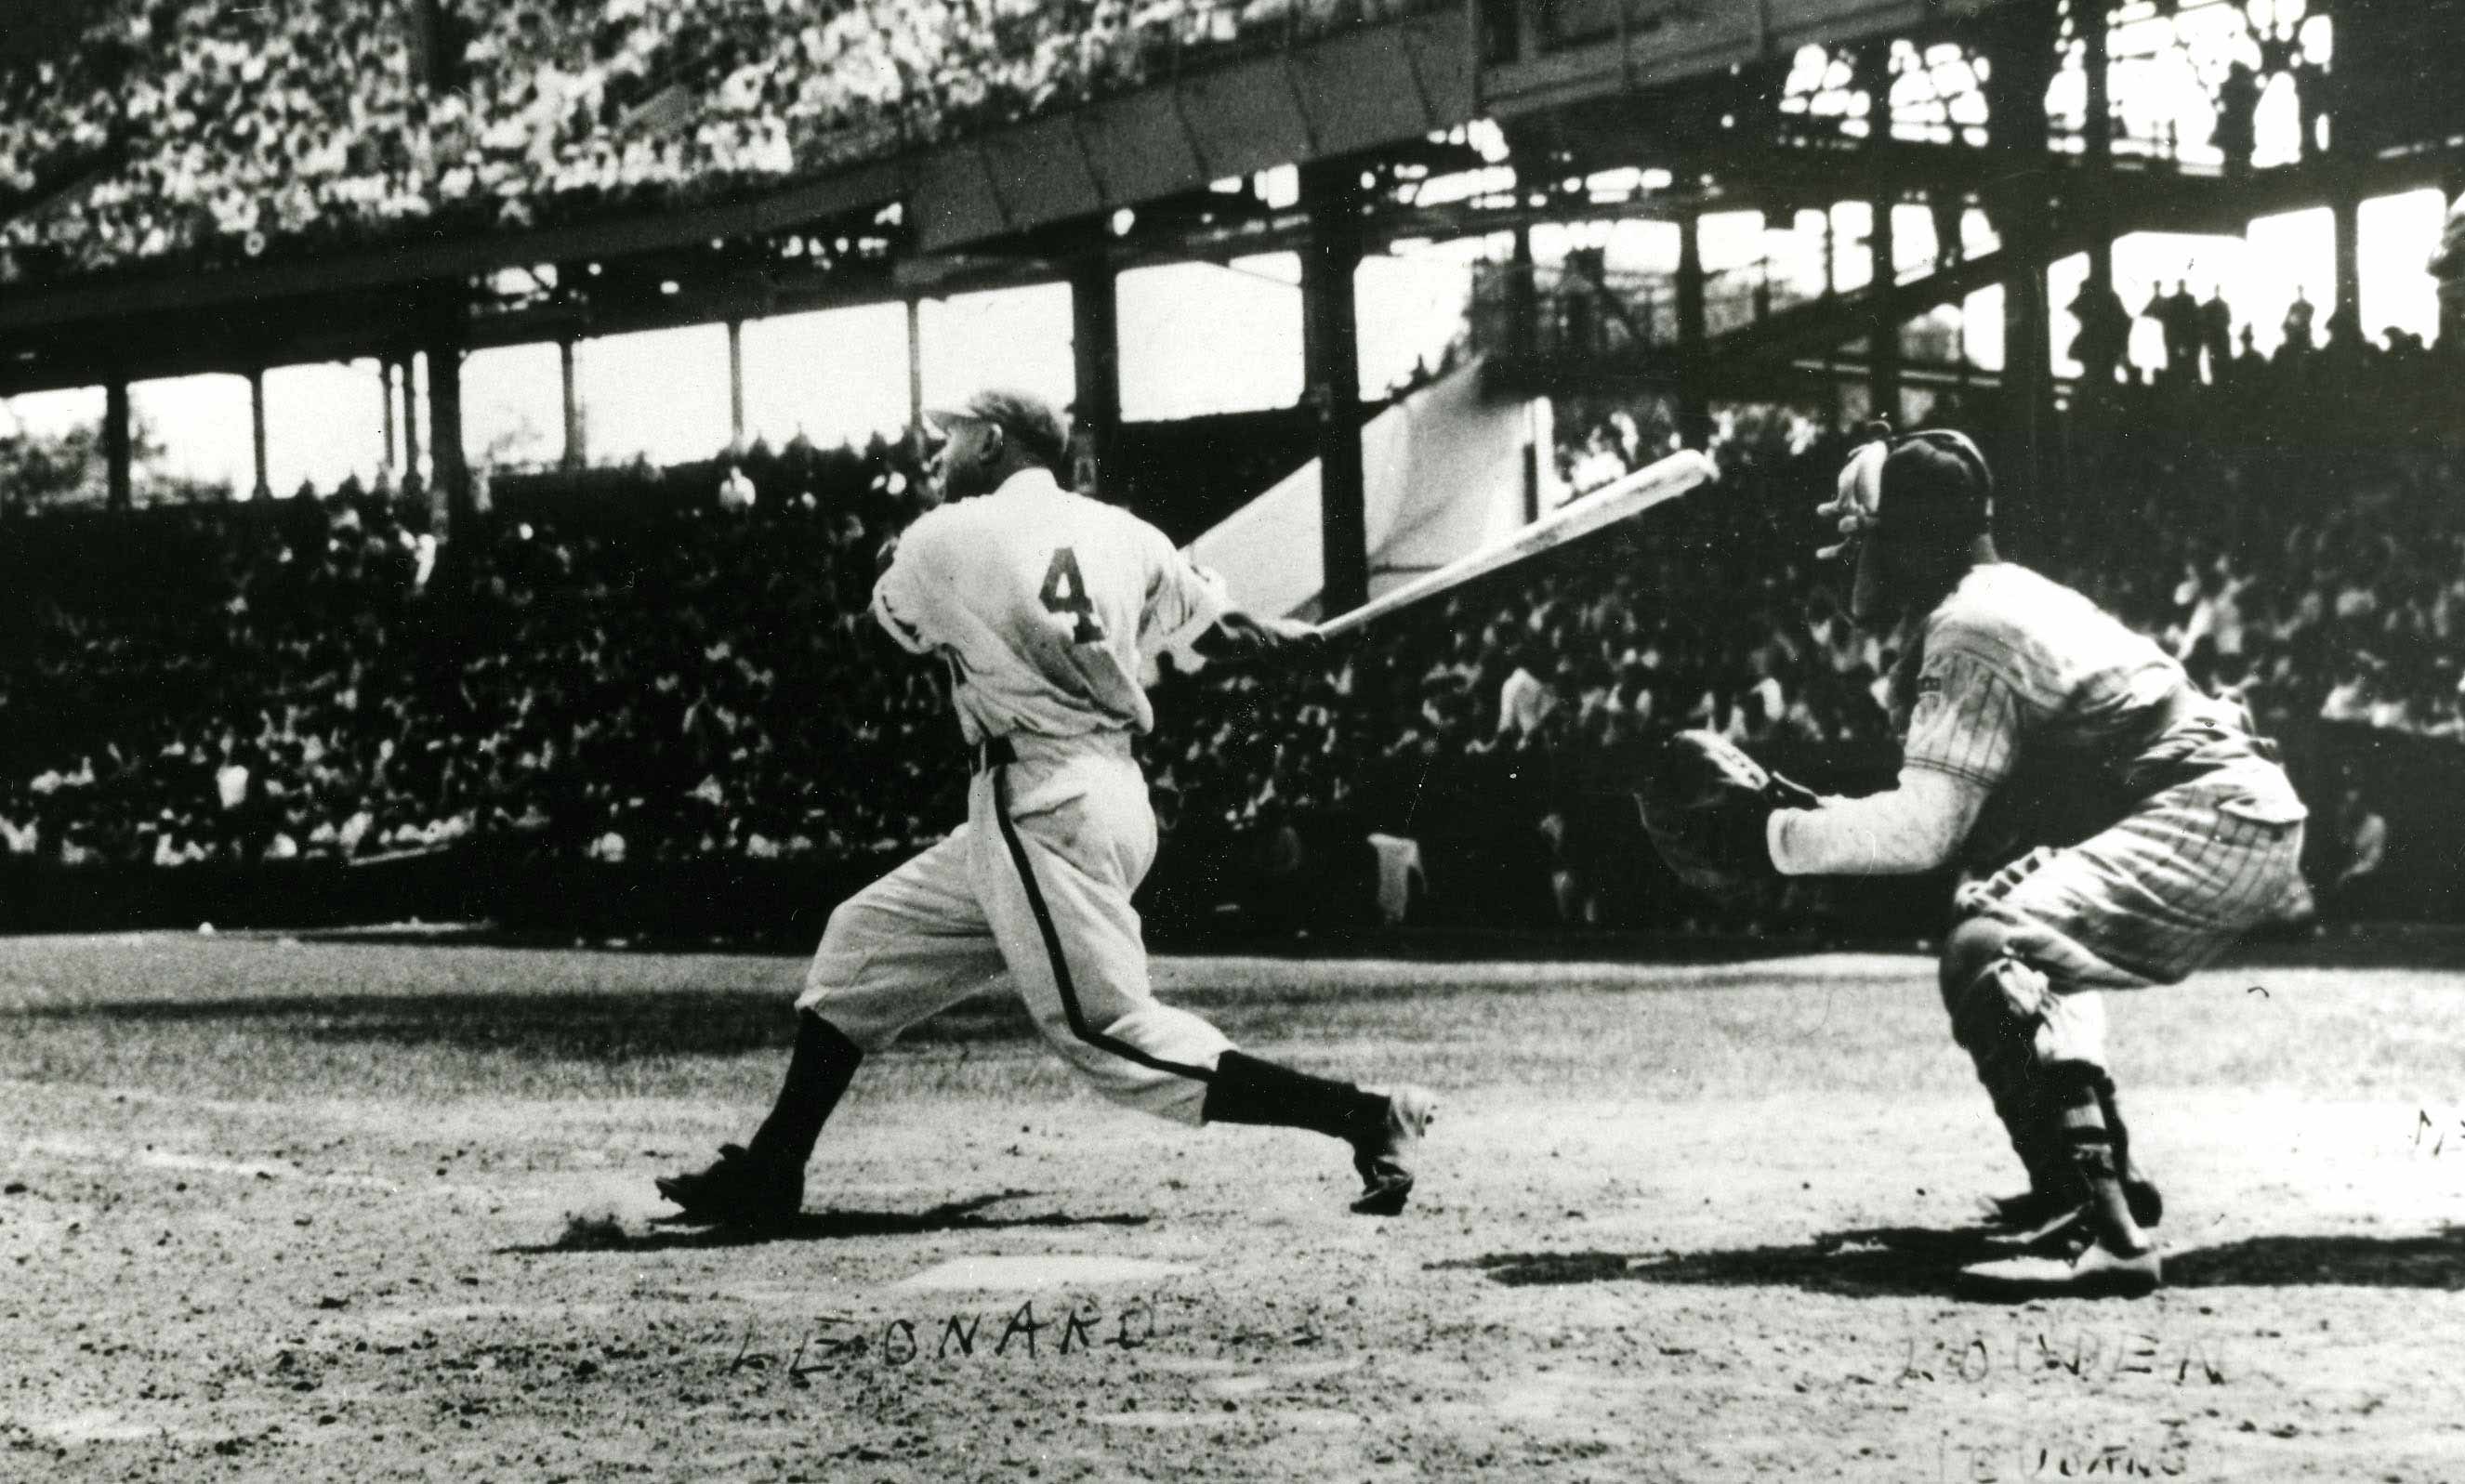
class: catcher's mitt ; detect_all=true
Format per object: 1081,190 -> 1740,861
1639,729 -> 1821,898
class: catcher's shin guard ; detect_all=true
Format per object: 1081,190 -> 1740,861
2048,1065 -> 2155,1255
1946,946 -> 2162,1230
2093,1072 -> 2162,1228
1979,1071 -> 2076,1218
1947,950 -> 2068,1198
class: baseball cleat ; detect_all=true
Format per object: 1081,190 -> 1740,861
654,1143 -> 804,1229
1977,1187 -> 2067,1233
1958,1237 -> 2162,1300
1981,1175 -> 2162,1232
1973,1201 -> 2096,1257
1349,1086 -> 1437,1216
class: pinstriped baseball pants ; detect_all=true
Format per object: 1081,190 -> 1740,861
1956,764 -> 2306,1068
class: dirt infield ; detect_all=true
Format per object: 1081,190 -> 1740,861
5,932 -> 2465,1481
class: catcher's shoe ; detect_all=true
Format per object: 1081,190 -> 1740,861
1982,1172 -> 2163,1233
1958,1235 -> 2162,1300
1349,1086 -> 1438,1216
1972,1201 -> 2097,1258
1979,1186 -> 2069,1231
655,1144 -> 804,1229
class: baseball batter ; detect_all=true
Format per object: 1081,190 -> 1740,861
1668,428 -> 2305,1296
658,388 -> 1435,1228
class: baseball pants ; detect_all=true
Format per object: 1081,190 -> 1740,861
797,733 -> 1231,1124
1954,760 -> 2308,1070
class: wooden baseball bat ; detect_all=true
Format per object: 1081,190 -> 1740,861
1314,449 -> 1718,639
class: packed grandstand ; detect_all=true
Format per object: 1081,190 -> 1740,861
0,346 -> 2452,927
0,0 -> 1437,283
0,0 -> 2457,936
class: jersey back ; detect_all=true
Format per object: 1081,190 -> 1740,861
870,469 -> 1226,742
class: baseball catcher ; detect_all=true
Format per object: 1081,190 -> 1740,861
1646,427 -> 2306,1297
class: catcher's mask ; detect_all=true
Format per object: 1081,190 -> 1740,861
1821,425 -> 1993,625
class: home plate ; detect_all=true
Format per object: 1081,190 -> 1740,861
895,1254 -> 1193,1291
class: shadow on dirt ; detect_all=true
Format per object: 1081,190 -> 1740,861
1443,1225 -> 2465,1297
2165,1228 -> 2465,1289
507,1191 -> 1151,1254
1437,1227 -> 1986,1299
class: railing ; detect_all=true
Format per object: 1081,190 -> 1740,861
1466,255 -> 1817,362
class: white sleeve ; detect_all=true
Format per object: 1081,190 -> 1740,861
1765,766 -> 1990,876
869,529 -> 940,655
1140,530 -> 1231,658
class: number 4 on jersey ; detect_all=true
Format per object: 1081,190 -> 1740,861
1039,547 -> 1105,644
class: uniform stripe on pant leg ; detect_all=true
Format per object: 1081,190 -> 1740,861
991,765 -> 1213,1084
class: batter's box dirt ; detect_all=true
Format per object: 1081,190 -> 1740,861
11,936 -> 2465,1481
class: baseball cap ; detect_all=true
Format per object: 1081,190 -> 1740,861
922,387 -> 1071,472
1877,428 -> 1993,543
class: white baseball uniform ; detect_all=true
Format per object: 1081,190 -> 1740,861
798,466 -> 1234,1123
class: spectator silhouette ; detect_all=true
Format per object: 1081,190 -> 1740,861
2140,284 -> 2171,377
2282,288 -> 2316,355
2213,59 -> 2259,176
2159,280 -> 2203,386
2067,279 -> 2131,387
2198,286 -> 2234,386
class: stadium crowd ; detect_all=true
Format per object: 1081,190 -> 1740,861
0,0 -> 1440,283
0,356 -> 2449,934
0,435 -> 949,873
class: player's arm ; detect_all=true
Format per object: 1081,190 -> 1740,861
868,514 -> 944,656
1765,767 -> 1989,875
1129,525 -> 1324,662
1765,646 -> 2016,876
1190,610 -> 1323,661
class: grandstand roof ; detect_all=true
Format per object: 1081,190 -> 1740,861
2,0 -> 2460,402
0,0 -> 1997,396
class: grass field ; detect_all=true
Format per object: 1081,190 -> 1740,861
6,929 -> 2465,1482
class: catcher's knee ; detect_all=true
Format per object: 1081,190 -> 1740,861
1939,917 -> 2022,1018
1943,926 -> 2110,1080
1944,943 -> 2047,1073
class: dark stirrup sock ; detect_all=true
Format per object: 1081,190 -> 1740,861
745,1013 -> 864,1167
1201,1050 -> 1388,1142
